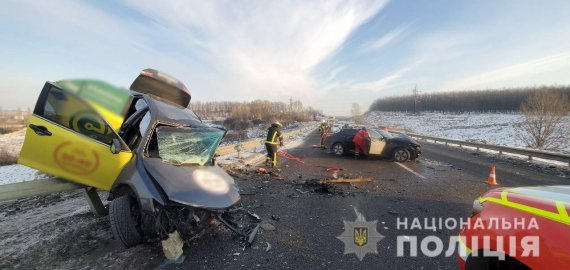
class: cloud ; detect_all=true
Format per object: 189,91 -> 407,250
325,66 -> 347,82
361,23 -> 411,52
121,0 -> 388,100
441,51 -> 570,91
347,60 -> 421,92
0,0 -> 387,111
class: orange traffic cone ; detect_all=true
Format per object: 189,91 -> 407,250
486,164 -> 499,185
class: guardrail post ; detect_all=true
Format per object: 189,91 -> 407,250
528,155 -> 533,161
499,151 -> 503,156
234,143 -> 243,159
476,147 -> 480,151
83,187 -> 107,216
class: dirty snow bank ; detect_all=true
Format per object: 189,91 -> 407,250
0,190 -> 161,269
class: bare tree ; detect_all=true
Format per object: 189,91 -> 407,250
351,103 -> 364,124
515,91 -> 570,150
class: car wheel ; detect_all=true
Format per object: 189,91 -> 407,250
393,148 -> 410,162
332,143 -> 345,156
109,195 -> 142,248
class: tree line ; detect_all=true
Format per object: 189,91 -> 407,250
368,86 -> 570,113
189,99 -> 321,130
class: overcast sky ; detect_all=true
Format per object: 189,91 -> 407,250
1,0 -> 570,115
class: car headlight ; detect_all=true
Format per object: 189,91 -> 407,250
193,169 -> 230,195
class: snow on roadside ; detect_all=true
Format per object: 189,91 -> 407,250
217,125 -> 317,166
366,111 -> 570,154
0,165 -> 47,185
0,128 -> 25,158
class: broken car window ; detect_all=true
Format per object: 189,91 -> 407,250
377,129 -> 393,139
155,126 -> 224,166
41,86 -> 118,145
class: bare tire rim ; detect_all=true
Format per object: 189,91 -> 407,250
394,149 -> 409,162
333,144 -> 344,155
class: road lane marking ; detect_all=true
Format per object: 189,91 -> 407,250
395,162 -> 427,180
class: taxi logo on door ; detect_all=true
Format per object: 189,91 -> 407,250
54,141 -> 99,175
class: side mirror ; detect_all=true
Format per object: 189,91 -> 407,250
110,138 -> 121,154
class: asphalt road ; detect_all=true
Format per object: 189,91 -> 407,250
163,130 -> 569,269
2,130 -> 568,269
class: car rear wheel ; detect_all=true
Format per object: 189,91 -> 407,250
109,195 -> 142,248
393,148 -> 410,162
332,143 -> 345,156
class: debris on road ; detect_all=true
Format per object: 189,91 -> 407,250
247,223 -> 261,245
247,211 -> 261,221
278,150 -> 344,174
306,176 -> 372,184
387,210 -> 399,216
161,231 -> 185,263
265,242 -> 272,252
261,223 -> 276,231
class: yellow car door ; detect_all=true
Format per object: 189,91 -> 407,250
18,82 -> 133,191
368,130 -> 387,155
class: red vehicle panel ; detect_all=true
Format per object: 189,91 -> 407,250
459,186 -> 570,269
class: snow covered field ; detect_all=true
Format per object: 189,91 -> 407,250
365,111 -> 570,154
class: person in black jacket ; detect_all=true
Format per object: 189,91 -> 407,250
319,121 -> 330,148
265,121 -> 284,167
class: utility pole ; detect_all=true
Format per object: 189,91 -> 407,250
412,84 -> 420,115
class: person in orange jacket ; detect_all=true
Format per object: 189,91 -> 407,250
352,127 -> 370,159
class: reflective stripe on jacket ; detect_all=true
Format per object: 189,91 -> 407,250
266,125 -> 283,144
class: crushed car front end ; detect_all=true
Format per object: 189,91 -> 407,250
109,95 -> 249,247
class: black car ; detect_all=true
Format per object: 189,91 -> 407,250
324,128 -> 421,162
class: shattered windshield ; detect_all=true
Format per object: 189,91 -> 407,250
155,126 -> 224,166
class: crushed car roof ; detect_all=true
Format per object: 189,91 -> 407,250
144,95 -> 205,128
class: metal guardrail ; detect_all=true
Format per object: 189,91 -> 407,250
0,177 -> 85,202
0,178 -> 107,215
391,130 -> 570,166
0,124 -> 318,206
216,125 -> 317,156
